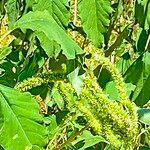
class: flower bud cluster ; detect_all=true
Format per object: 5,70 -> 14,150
37,71 -> 66,82
15,77 -> 46,91
85,48 -> 138,131
15,71 -> 67,92
79,75 -> 138,149
0,16 -> 15,48
53,73 -> 138,149
55,80 -> 102,134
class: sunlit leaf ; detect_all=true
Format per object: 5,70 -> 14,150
0,84 -> 48,150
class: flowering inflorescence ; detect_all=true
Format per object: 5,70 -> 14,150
15,76 -> 46,91
85,47 -> 138,131
15,71 -> 67,91
0,16 -> 15,48
15,49 -> 139,149
52,72 -> 138,149
56,80 -> 102,134
37,71 -> 67,82
78,74 -> 138,149
51,50 -> 138,149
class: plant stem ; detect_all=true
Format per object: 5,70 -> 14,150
73,0 -> 78,39
55,124 -> 89,150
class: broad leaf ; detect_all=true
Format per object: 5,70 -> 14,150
72,130 -> 107,150
105,81 -> 136,101
51,87 -> 64,110
78,0 -> 112,47
33,0 -> 69,28
136,28 -> 149,53
137,108 -> 150,125
134,74 -> 150,106
36,31 -> 61,58
0,84 -> 48,150
14,10 -> 83,59
67,67 -> 83,95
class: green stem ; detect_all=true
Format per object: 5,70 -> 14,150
55,124 -> 89,150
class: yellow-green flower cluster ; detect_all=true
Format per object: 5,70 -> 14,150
55,81 -> 75,109
85,48 -> 138,126
15,71 -> 67,92
53,73 -> 138,149
79,75 -> 138,149
55,80 -> 102,134
37,71 -> 66,82
75,101 -> 102,134
15,76 -> 46,91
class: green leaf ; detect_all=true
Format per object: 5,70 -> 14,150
105,81 -> 136,101
33,0 -> 69,28
78,0 -> 112,47
125,52 -> 150,106
67,67 -> 83,95
137,108 -> 150,125
72,130 -> 107,150
0,47 -> 12,61
124,55 -> 144,85
0,84 -> 48,150
47,115 -> 58,139
5,0 -> 18,28
36,31 -> 61,58
14,10 -> 83,59
116,52 -> 132,75
134,74 -> 150,106
136,28 -> 149,53
135,0 -> 150,30
51,86 -> 64,110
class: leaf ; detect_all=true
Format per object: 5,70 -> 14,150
78,0 -> 112,47
105,81 -> 136,101
67,67 -> 83,95
134,74 -> 150,106
116,52 -> 132,75
136,28 -> 149,53
47,115 -> 58,139
14,10 -> 83,59
51,86 -> 64,110
0,47 -> 12,61
124,52 -> 150,106
135,0 -> 150,30
72,130 -> 107,150
137,108 -> 150,125
0,84 -> 48,150
36,31 -> 61,58
124,55 -> 144,85
5,0 -> 18,28
33,0 -> 69,28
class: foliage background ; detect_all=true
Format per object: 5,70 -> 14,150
0,0 -> 150,150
